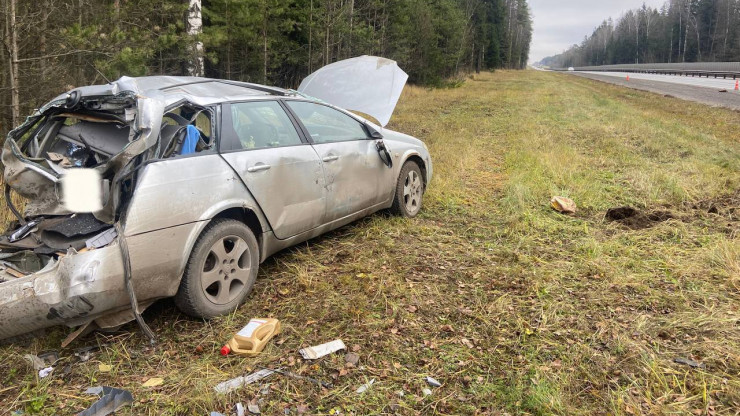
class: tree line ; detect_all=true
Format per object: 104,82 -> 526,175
0,0 -> 532,135
541,0 -> 740,68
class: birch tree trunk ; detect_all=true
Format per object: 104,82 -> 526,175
7,0 -> 20,127
187,0 -> 205,77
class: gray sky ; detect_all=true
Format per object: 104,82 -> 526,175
529,0 -> 667,63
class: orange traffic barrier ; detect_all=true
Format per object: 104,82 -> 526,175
735,80 -> 739,91
626,75 -> 630,81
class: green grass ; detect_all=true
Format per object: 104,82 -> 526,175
1,70 -> 739,415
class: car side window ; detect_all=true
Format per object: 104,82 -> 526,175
230,101 -> 302,150
286,101 -> 368,144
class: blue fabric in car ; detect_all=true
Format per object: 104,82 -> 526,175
181,125 -> 200,155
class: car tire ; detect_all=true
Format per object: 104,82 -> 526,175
390,160 -> 425,218
174,219 -> 259,319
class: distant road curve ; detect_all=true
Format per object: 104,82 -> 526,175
570,62 -> 740,78
568,71 -> 740,111
577,71 -> 739,90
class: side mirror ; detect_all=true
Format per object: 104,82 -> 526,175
364,122 -> 383,140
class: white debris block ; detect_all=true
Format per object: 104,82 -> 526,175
214,369 -> 276,394
355,378 -> 375,394
298,339 -> 346,360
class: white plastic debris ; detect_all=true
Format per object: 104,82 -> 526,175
247,403 -> 261,414
355,378 -> 375,394
214,369 -> 276,394
298,339 -> 346,360
235,403 -> 245,416
38,367 -> 53,378
83,386 -> 104,395
422,388 -> 432,396
425,376 -> 442,387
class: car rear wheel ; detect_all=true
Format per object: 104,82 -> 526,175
390,160 -> 424,217
175,219 -> 259,319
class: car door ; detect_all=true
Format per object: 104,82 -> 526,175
219,100 -> 325,240
284,100 -> 391,224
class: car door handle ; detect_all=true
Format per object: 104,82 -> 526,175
322,155 -> 339,162
247,164 -> 271,173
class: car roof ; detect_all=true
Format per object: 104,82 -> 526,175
59,76 -> 292,108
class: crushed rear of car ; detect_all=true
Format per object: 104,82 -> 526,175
0,76 -> 278,341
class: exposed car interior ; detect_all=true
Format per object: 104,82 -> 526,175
159,104 -> 214,158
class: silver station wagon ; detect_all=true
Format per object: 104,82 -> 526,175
0,57 -> 432,341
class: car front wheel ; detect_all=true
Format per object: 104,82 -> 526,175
175,219 -> 259,319
390,160 -> 425,217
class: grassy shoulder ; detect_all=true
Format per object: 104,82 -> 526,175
1,70 -> 738,415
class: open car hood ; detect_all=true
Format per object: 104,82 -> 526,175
298,56 -> 408,127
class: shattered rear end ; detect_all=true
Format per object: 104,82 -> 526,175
0,77 -> 164,341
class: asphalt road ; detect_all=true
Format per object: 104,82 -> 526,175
570,71 -> 740,111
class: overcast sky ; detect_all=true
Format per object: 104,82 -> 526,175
529,0 -> 667,63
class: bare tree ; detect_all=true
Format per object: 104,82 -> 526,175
187,0 -> 205,77
4,0 -> 20,127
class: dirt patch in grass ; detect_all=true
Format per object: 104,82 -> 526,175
606,206 -> 674,230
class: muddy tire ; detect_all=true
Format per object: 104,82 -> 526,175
174,219 -> 259,319
390,160 -> 425,217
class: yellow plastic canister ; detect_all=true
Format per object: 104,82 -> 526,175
220,318 -> 281,357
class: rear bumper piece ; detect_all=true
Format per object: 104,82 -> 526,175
0,220 -> 200,341
0,244 -> 129,341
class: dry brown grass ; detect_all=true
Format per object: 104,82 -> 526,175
0,70 -> 739,415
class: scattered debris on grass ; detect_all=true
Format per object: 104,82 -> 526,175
425,376 -> 442,387
214,369 -> 277,394
674,357 -> 706,369
355,378 -> 375,394
38,366 -> 53,378
98,363 -> 112,373
142,377 -> 164,387
247,403 -> 261,414
550,196 -> 577,214
84,387 -> 104,395
298,339 -> 346,360
235,402 -> 245,416
422,388 -> 432,397
221,318 -> 281,357
77,386 -> 133,416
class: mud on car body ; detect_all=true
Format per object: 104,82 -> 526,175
0,58 -> 432,342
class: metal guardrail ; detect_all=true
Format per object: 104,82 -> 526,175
558,62 -> 740,79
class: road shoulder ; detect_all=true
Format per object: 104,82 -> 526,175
570,72 -> 740,111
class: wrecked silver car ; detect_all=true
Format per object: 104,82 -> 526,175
0,57 -> 432,341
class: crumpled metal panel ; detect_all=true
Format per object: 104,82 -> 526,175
2,80 -> 166,223
0,221 -> 199,340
